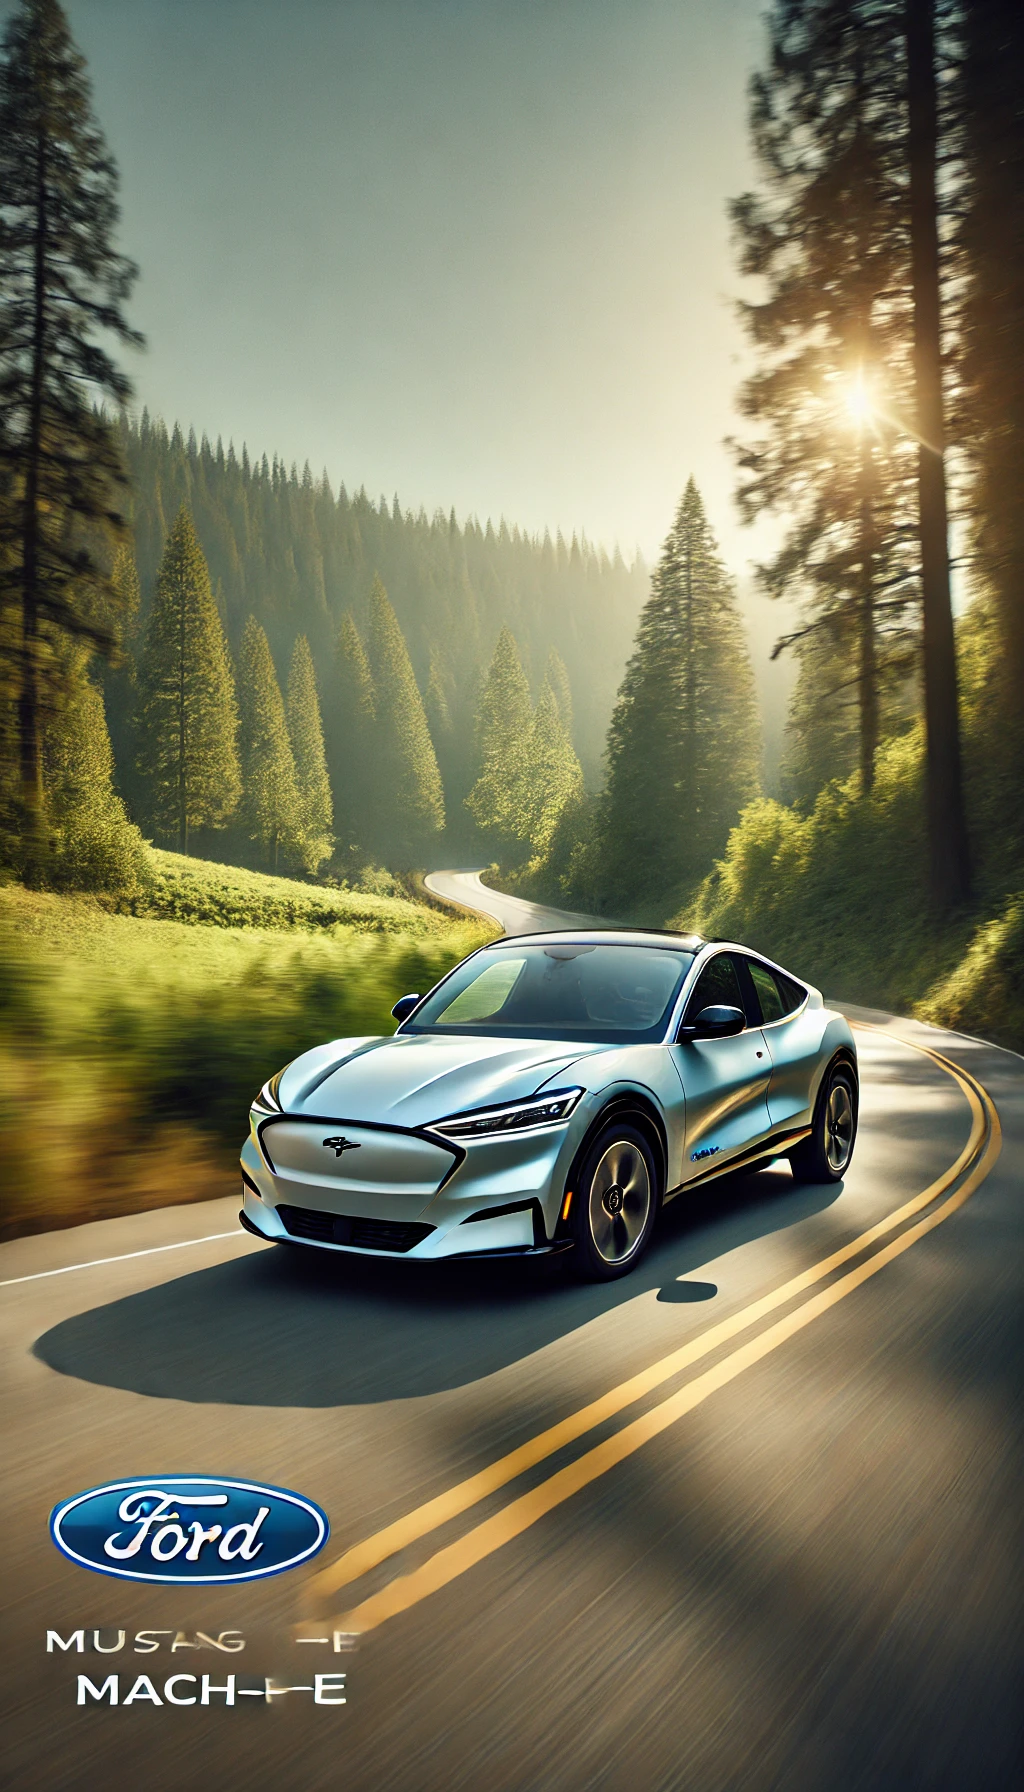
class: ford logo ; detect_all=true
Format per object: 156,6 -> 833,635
50,1477 -> 329,1585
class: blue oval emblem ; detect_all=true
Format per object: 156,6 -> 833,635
50,1477 -> 329,1584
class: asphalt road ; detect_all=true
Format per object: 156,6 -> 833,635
2,874 -> 1020,1791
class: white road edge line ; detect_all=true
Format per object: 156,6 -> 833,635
0,1230 -> 253,1288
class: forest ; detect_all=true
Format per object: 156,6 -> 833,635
0,0 -> 1022,1243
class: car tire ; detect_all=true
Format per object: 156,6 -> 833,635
568,1120 -> 659,1282
789,1060 -> 858,1184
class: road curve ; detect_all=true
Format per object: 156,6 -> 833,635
424,866 -> 597,935
1,878 -> 1020,1792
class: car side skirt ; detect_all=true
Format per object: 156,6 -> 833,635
665,1126 -> 812,1201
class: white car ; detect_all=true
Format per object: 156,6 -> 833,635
239,930 -> 858,1281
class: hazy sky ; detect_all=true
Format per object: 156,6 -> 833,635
35,0 -> 777,574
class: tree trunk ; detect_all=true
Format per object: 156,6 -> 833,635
857,431 -> 879,796
18,121 -> 48,875
906,0 -> 971,910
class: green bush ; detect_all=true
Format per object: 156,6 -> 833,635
920,894 -> 1024,1052
124,849 -> 452,936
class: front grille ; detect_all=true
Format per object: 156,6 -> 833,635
276,1204 -> 434,1254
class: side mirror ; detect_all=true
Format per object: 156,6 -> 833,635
678,1004 -> 745,1041
391,993 -> 421,1023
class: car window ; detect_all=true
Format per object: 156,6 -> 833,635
683,953 -> 745,1024
406,943 -> 693,1044
433,957 -> 527,1023
746,959 -> 806,1022
747,960 -> 785,1023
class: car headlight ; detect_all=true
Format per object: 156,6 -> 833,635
431,1087 -> 584,1139
251,1069 -> 285,1115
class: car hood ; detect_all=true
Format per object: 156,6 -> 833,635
278,1033 -> 613,1130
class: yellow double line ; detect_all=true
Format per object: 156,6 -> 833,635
304,1030 -> 1000,1636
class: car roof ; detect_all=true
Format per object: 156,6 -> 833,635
483,928 -> 705,952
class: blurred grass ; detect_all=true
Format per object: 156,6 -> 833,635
0,868 -> 494,1241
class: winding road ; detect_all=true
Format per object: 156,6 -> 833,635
2,874 -> 1020,1791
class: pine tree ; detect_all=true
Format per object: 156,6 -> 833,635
731,0 -> 917,801
544,648 -> 574,737
958,0 -> 1024,712
286,633 -> 333,873
43,644 -> 147,892
594,480 -> 760,914
524,678 -> 584,858
237,616 -> 301,871
366,576 -> 444,864
134,507 -> 240,852
323,611 -> 376,854
0,0 -> 142,867
465,625 -> 534,850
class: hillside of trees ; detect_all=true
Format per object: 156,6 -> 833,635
115,411 -> 646,786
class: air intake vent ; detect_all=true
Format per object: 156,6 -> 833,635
277,1205 -> 434,1254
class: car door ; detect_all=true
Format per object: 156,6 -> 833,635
741,957 -> 822,1130
669,952 -> 772,1176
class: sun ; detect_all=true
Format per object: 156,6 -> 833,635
845,370 -> 873,425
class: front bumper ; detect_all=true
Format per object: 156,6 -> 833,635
239,1108 -> 585,1261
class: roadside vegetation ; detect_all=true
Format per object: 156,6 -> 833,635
0,862 -> 492,1241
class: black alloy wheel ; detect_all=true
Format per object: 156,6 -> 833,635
789,1061 -> 858,1184
569,1119 -> 659,1281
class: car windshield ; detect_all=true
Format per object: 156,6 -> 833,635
404,943 -> 693,1044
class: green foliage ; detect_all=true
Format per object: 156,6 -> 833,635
286,633 -> 333,873
42,647 -> 148,894
366,576 -> 444,863
323,611 -> 376,853
544,647 -> 574,734
237,616 -> 302,870
135,507 -> 241,850
680,616 -> 1024,1047
0,879 -> 492,1238
466,626 -> 534,849
731,0 -> 918,797
920,894 -> 1024,1053
0,0 -> 142,855
523,679 -> 584,859
958,0 -> 1024,705
111,413 -> 647,786
130,849 -> 457,936
591,479 -> 761,917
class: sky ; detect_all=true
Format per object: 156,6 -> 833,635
32,0 -> 778,572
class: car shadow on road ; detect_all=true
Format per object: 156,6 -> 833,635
33,1167 -> 842,1406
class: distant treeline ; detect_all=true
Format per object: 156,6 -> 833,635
116,412 -> 647,785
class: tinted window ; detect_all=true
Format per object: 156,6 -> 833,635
683,954 -> 745,1024
746,959 -> 805,1022
747,960 -> 785,1023
406,943 -> 692,1044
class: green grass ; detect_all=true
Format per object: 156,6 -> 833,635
0,856 -> 495,1240
126,848 -> 455,936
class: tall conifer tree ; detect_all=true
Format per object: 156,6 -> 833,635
134,507 -> 240,852
0,0 -> 142,867
731,0 -> 916,801
323,611 -> 376,854
465,626 -> 534,850
286,633 -> 333,872
237,616 -> 301,871
366,577 -> 444,863
524,678 -> 584,858
43,644 -> 147,892
595,480 -> 760,913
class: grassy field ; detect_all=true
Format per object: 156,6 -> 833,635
0,855 -> 495,1240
